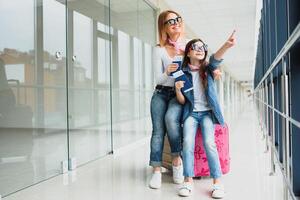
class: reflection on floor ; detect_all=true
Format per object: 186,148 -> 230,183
0,117 -> 151,197
3,101 -> 286,200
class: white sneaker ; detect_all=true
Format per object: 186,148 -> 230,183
212,183 -> 225,199
172,164 -> 184,184
178,182 -> 193,197
149,171 -> 162,189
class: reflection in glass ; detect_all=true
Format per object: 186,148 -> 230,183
68,0 -> 111,166
98,38 -> 110,84
0,0 -> 68,196
144,43 -> 153,89
74,11 -> 93,81
118,30 -> 130,87
111,0 -> 155,149
0,0 -> 155,196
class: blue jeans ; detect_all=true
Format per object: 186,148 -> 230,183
182,111 -> 222,179
149,88 -> 183,167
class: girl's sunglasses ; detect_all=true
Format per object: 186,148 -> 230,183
164,16 -> 182,26
190,43 -> 208,52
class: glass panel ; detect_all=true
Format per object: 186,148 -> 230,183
43,0 -> 67,128
138,0 -> 156,46
97,21 -> 113,35
110,0 -> 137,149
111,0 -> 155,149
97,38 -> 110,84
138,0 -> 155,142
73,12 -> 93,85
144,43 -> 153,90
133,37 -> 141,119
97,38 -> 111,126
0,0 -> 68,196
118,30 -> 130,89
67,0 -> 111,166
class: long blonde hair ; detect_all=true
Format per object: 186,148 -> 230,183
157,10 -> 185,47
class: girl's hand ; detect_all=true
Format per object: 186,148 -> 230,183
175,81 -> 185,91
166,64 -> 179,75
175,81 -> 186,104
224,30 -> 236,49
214,30 -> 236,60
213,69 -> 222,80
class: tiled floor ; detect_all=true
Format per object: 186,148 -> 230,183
3,101 -> 288,200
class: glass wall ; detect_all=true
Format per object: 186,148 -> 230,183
66,0 -> 112,167
0,0 -> 68,196
110,0 -> 155,149
0,0 -> 156,197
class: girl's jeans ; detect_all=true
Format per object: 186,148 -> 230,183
182,110 -> 222,179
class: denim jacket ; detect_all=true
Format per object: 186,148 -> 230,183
181,55 -> 225,126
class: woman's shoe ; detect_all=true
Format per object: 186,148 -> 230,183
178,182 -> 193,197
212,183 -> 225,199
172,164 -> 184,184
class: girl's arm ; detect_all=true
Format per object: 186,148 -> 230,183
208,30 -> 236,76
175,81 -> 185,104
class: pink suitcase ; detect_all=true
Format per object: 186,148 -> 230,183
194,124 -> 230,177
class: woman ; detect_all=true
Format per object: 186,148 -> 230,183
149,10 -> 186,189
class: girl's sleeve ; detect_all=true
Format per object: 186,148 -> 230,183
207,54 -> 224,72
153,46 -> 169,85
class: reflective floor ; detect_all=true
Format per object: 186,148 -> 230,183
3,100 -> 286,200
0,117 -> 152,196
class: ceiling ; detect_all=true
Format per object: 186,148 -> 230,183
160,0 -> 261,83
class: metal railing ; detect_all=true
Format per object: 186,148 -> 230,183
254,22 -> 300,200
255,23 -> 300,90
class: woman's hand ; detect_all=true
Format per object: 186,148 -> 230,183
213,69 -> 222,80
166,63 -> 179,75
175,81 -> 185,91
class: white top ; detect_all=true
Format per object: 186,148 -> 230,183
191,71 -> 211,111
152,46 -> 183,87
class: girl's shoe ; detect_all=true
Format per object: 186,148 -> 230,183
178,182 -> 193,197
172,164 -> 184,184
149,171 -> 162,189
212,183 -> 225,199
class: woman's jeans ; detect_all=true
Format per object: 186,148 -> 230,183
182,111 -> 222,179
149,87 -> 183,167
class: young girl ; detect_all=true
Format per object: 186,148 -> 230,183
175,31 -> 236,198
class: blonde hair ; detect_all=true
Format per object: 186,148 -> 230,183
157,10 -> 185,46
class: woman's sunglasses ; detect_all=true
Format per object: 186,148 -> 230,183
164,16 -> 182,26
190,43 -> 208,52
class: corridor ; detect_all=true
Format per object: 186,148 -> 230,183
3,100 -> 285,200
